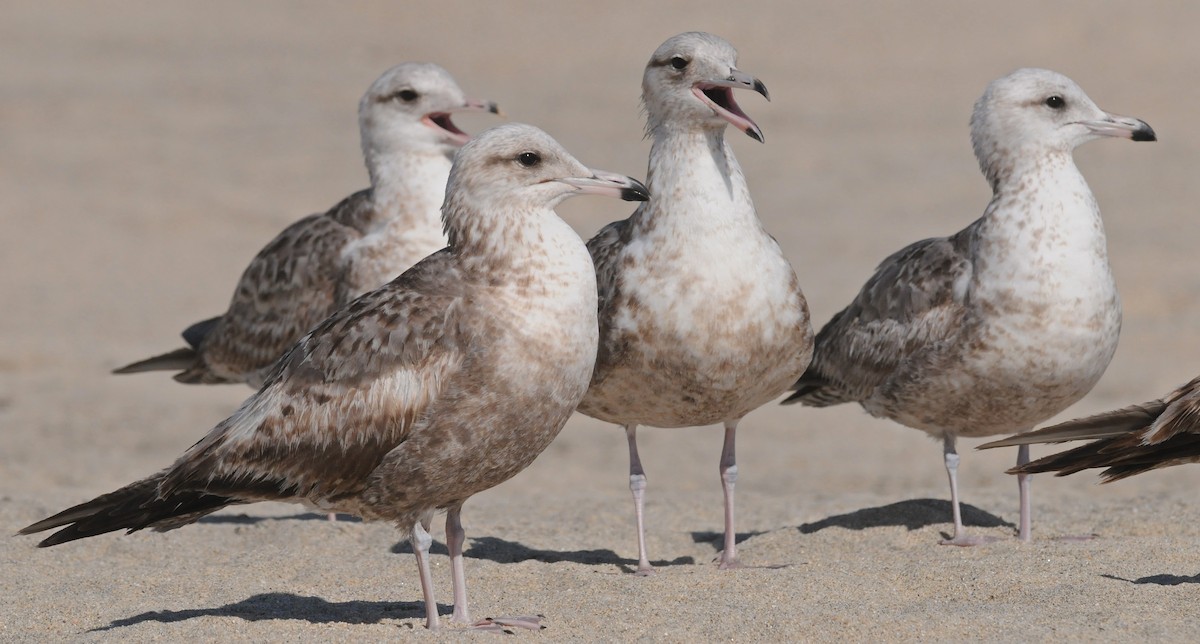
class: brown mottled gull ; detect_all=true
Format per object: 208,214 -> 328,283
114,62 -> 499,387
783,68 -> 1155,545
20,123 -> 649,631
577,32 -> 814,573
981,374 -> 1200,482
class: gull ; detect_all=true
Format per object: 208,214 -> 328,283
577,32 -> 814,573
783,68 -> 1155,545
114,62 -> 499,387
20,123 -> 649,631
982,374 -> 1200,481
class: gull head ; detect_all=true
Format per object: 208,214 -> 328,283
642,32 -> 770,142
359,62 -> 500,158
970,68 -> 1155,185
443,123 -> 648,238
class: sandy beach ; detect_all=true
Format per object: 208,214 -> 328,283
4,1 -> 1200,640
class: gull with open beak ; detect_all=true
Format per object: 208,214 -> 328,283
114,62 -> 502,388
578,32 -> 813,574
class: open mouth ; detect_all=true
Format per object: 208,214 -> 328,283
423,113 -> 471,146
692,84 -> 763,142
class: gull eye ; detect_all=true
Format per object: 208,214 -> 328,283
1045,95 -> 1065,110
517,151 -> 541,167
669,56 -> 688,70
395,89 -> 419,102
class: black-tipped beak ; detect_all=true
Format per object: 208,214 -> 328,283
558,170 -> 650,202
1082,113 -> 1157,142
1132,120 -> 1157,142
458,99 -> 504,117
424,99 -> 504,146
692,68 -> 769,143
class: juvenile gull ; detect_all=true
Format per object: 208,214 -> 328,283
577,32 -> 813,572
20,123 -> 649,631
783,68 -> 1155,545
981,374 -> 1200,482
114,62 -> 499,387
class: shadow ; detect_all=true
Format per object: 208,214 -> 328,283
689,530 -> 768,551
392,535 -> 694,574
798,499 -> 1013,534
89,592 -> 438,632
198,512 -> 362,525
1102,573 -> 1200,586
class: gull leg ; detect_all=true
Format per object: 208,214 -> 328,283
410,519 -> 440,630
717,420 -> 743,569
1017,444 -> 1032,542
446,504 -> 471,625
327,512 -> 338,522
626,424 -> 654,575
938,434 -> 994,546
445,505 -> 543,632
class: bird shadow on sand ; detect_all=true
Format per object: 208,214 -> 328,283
391,536 -> 693,574
87,592 -> 436,632
198,512 -> 362,525
1102,572 -> 1200,586
798,499 -> 1013,536
689,529 -> 768,552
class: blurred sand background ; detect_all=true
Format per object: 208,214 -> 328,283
3,1 -> 1200,640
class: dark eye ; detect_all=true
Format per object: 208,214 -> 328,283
517,152 -> 540,167
669,56 -> 688,70
1045,95 -> 1065,110
395,89 -> 419,102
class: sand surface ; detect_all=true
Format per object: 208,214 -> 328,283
4,1 -> 1200,640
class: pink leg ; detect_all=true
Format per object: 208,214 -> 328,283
625,424 -> 654,575
445,504 -> 471,625
445,505 -> 543,632
1016,444 -> 1032,542
717,420 -> 742,569
409,519 -> 440,630
938,434 -> 995,546
327,512 -> 338,522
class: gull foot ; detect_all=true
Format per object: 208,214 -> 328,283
473,616 -> 545,633
938,533 -> 1000,547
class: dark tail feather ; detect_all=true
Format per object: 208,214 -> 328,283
979,401 -> 1166,449
112,347 -> 198,375
1006,432 -> 1200,482
181,316 -> 221,349
18,475 -> 233,547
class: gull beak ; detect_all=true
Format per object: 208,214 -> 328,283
423,99 -> 503,146
558,169 -> 650,202
1080,112 -> 1157,142
692,68 -> 770,143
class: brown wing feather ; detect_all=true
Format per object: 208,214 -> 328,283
784,230 -> 973,406
164,252 -> 468,506
25,252 -> 471,546
586,214 -> 636,387
186,191 -> 375,382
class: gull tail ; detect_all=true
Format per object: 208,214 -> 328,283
112,315 -> 222,376
18,474 -> 234,547
112,347 -> 198,375
978,398 -> 1200,482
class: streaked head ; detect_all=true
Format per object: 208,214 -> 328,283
970,68 -> 1154,186
642,32 -> 770,142
359,62 -> 500,158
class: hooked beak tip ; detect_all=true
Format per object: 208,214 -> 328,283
1132,121 -> 1157,142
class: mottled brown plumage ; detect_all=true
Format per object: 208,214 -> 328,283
21,123 -> 649,631
783,68 -> 1156,545
114,62 -> 499,387
577,33 -> 813,573
982,375 -> 1200,482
